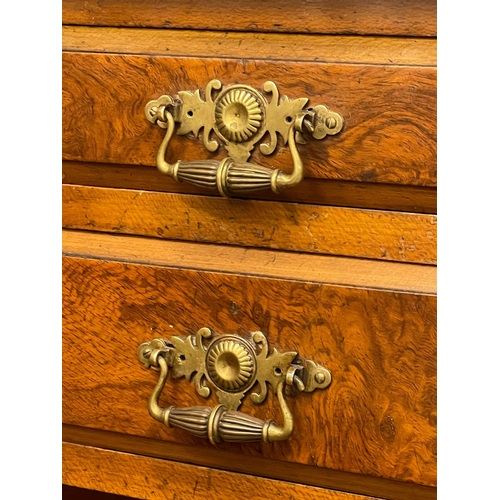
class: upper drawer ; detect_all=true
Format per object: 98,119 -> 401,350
63,0 -> 437,37
63,28 -> 436,189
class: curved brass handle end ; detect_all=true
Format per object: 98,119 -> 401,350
262,381 -> 294,442
271,125 -> 304,194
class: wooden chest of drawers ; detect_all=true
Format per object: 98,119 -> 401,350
62,2 -> 436,499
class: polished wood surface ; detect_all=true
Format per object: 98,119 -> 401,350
63,162 -> 437,214
62,2 -> 437,497
64,425 -> 437,500
62,0 -> 437,37
63,443 -> 385,500
62,52 -> 436,187
62,253 -> 437,486
63,230 -> 437,294
63,27 -> 437,66
62,186 -> 437,264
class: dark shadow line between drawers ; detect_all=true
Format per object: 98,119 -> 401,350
61,23 -> 437,41
62,161 -> 437,215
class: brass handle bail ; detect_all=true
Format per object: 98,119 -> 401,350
147,354 -> 292,444
145,80 -> 343,198
138,328 -> 331,445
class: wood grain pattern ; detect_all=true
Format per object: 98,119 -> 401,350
62,0 -> 437,37
62,185 -> 437,264
63,230 -> 437,294
62,53 -> 437,187
62,256 -> 437,486
63,425 -> 437,500
63,161 -> 437,214
63,443 -> 384,500
62,26 -> 437,66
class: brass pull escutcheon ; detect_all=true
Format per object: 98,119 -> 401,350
145,80 -> 343,198
138,328 -> 331,444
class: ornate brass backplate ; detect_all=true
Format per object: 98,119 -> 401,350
138,328 -> 331,444
145,81 -> 343,197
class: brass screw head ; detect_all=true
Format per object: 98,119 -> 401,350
326,116 -> 337,129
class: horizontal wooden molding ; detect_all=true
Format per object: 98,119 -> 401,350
63,425 -> 437,500
62,0 -> 437,37
63,162 -> 437,214
62,53 -> 436,187
62,230 -> 436,294
63,442 -> 387,500
62,27 -> 436,67
62,185 -> 437,264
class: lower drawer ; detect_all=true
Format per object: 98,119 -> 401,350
62,231 -> 436,496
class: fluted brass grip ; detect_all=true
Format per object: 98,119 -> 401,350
145,80 -> 343,198
174,160 -> 275,196
149,355 -> 293,444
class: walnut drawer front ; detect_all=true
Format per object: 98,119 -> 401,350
62,231 -> 436,494
63,29 -> 436,189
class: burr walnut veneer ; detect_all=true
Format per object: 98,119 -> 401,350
62,2 -> 437,499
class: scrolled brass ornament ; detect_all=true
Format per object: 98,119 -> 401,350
137,328 -> 331,445
145,80 -> 343,197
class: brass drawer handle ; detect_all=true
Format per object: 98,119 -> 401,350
145,80 -> 343,198
138,328 -> 331,444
